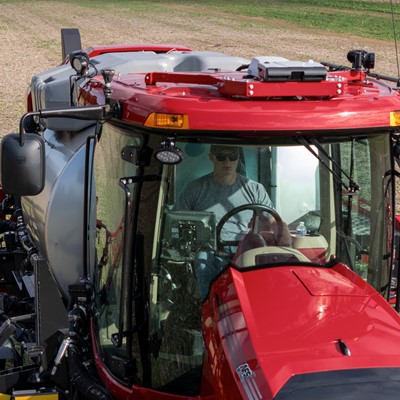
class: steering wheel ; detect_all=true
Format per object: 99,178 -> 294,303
216,204 -> 284,250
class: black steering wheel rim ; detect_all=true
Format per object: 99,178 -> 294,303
216,203 -> 284,249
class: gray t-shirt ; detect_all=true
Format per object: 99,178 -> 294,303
175,173 -> 273,240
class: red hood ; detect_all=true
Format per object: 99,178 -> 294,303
202,263 -> 400,399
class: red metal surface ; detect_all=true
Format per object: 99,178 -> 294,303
200,263 -> 400,399
26,91 -> 33,113
396,215 -> 400,230
91,260 -> 400,399
80,68 -> 400,133
85,44 -> 192,58
145,71 -> 346,97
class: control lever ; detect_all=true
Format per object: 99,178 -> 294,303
51,330 -> 72,376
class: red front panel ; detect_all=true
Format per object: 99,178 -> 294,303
202,264 -> 400,399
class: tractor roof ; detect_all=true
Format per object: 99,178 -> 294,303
31,45 -> 400,133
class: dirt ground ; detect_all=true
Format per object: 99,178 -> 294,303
1,1 -> 399,133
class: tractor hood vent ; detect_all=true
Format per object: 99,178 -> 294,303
292,268 -> 368,296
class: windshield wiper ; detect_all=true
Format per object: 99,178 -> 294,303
297,136 -> 360,194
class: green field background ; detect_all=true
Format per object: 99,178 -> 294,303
2,0 -> 398,40
44,0 -> 400,41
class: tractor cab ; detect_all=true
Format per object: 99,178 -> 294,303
90,124 -> 394,397
79,48 -> 400,398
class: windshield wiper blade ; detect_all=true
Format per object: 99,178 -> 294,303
297,136 -> 360,194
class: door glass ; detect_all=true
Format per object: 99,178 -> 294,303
149,165 -> 203,395
92,124 -> 141,376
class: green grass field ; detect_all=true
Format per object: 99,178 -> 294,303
1,0 -> 399,41
208,0 -> 400,41
66,0 -> 400,41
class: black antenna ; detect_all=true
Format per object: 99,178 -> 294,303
390,0 -> 400,86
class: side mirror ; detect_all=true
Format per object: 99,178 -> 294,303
1,133 -> 45,195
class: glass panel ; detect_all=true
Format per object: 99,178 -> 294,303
92,124 -> 141,377
335,136 -> 392,291
336,139 -> 371,279
151,136 -> 390,302
149,166 -> 203,395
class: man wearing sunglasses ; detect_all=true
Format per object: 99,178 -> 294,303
175,144 -> 274,242
175,144 -> 291,299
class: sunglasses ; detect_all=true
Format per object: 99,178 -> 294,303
214,152 -> 239,161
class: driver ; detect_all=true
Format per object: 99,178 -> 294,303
175,145 -> 276,241
175,145 -> 291,299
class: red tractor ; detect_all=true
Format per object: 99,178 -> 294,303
0,28 -> 400,399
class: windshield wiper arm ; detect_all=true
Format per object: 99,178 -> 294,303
297,136 -> 360,194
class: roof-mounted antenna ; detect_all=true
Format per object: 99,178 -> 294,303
390,0 -> 400,87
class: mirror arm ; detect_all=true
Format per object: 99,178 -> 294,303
18,105 -> 109,145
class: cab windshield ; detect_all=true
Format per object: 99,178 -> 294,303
156,136 -> 392,299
